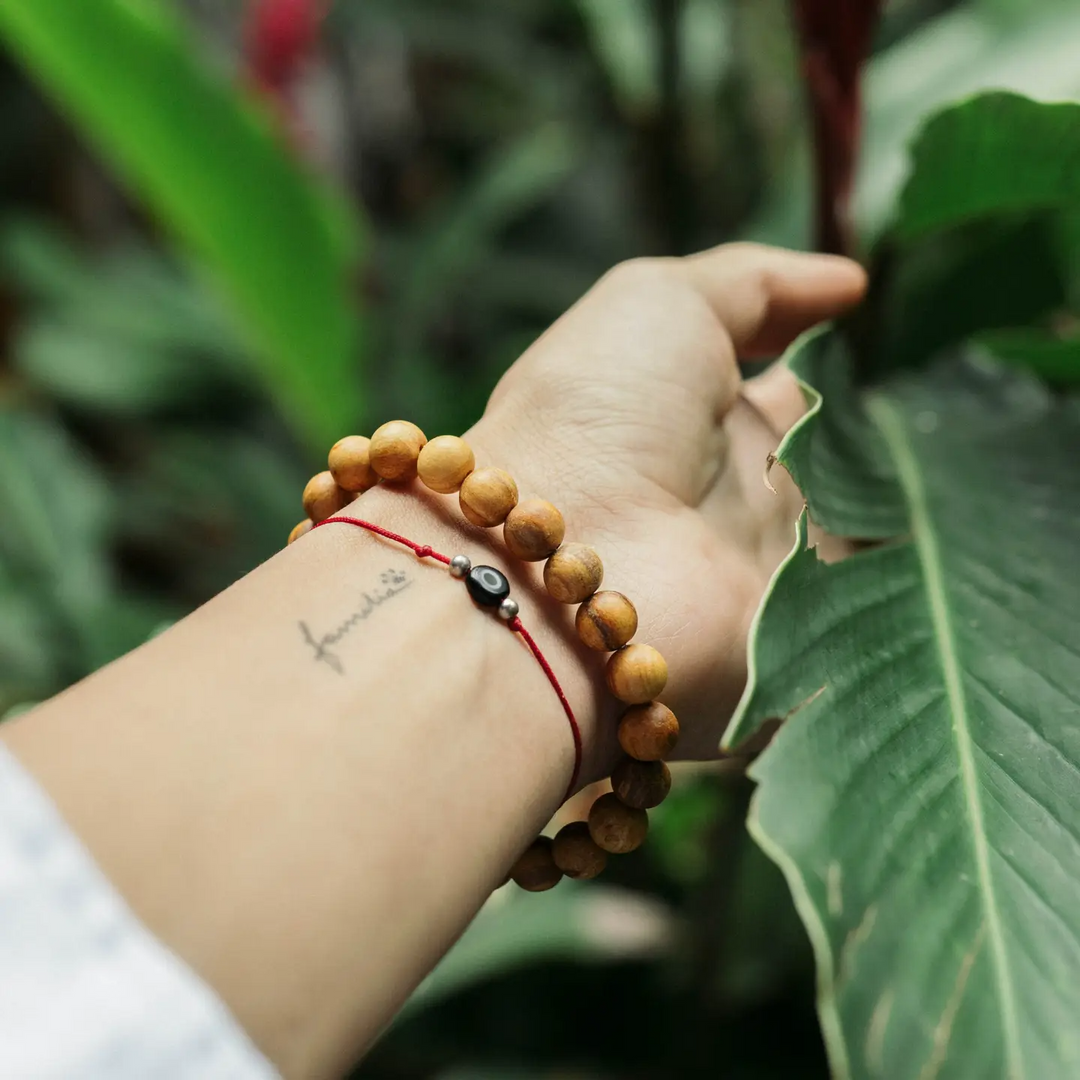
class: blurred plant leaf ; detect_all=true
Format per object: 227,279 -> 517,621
0,407 -> 119,699
859,93 -> 1080,380
975,327 -> 1080,385
353,1 -> 568,90
647,771 -> 727,886
894,93 -> 1080,240
715,826 -> 816,1008
1,701 -> 42,723
401,884 -> 671,1021
2,218 -> 246,364
574,0 -> 657,119
0,0 -> 363,447
856,3 -> 1080,236
680,0 -> 731,111
119,428 -> 306,597
3,219 -> 254,413
751,4 -> 1080,249
866,215 -> 1067,377
0,577 -> 61,710
16,320 -> 215,414
76,591 -> 179,674
386,123 -> 578,426
0,407 -> 112,609
399,123 -> 578,322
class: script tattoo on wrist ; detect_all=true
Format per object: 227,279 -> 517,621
298,568 -> 412,674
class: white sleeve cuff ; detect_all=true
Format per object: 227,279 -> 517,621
0,742 -> 278,1080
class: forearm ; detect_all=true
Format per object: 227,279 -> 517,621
2,484 -> 609,1079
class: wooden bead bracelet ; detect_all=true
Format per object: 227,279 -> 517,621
287,421 -> 680,892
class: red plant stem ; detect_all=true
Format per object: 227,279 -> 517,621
790,0 -> 882,256
313,515 -> 584,798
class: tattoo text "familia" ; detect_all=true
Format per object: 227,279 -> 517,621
299,569 -> 411,674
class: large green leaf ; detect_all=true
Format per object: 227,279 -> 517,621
894,94 -> 1080,239
0,0 -> 363,446
864,217 -> 1068,378
730,92 -> 1080,1074
859,93 -> 1080,381
856,3 -> 1080,237
727,332 -> 1080,1079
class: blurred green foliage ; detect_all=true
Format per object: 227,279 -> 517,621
0,0 -> 362,448
1,0 -> 1079,1076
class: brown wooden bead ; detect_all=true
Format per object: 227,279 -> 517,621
612,756 -> 671,809
588,792 -> 648,854
618,702 -> 680,761
302,471 -> 351,523
552,821 -> 607,880
328,435 -> 375,492
287,518 -> 313,545
503,498 -> 565,561
369,420 -> 427,482
459,467 -> 519,527
606,643 -> 668,704
543,543 -> 603,604
510,836 -> 563,892
417,435 -> 475,494
575,591 -> 638,651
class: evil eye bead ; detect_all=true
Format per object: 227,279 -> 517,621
466,565 -> 511,608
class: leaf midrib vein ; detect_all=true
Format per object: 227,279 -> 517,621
867,394 -> 1024,1080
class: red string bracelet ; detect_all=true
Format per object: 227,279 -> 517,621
313,514 -> 583,797
291,422 -> 680,893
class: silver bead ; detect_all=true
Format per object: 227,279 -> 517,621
449,555 -> 471,579
497,597 -> 519,621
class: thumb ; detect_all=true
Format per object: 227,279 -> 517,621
679,243 -> 867,358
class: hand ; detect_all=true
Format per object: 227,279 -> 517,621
467,243 -> 866,766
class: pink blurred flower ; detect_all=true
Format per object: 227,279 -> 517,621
244,0 -> 328,138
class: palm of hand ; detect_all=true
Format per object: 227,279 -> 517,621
470,246 -> 865,762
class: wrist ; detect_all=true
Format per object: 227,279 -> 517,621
342,481 -> 621,789
302,416 -> 681,892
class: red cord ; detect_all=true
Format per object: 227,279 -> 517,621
508,617 -> 582,800
318,516 -> 451,565
314,515 -> 583,796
